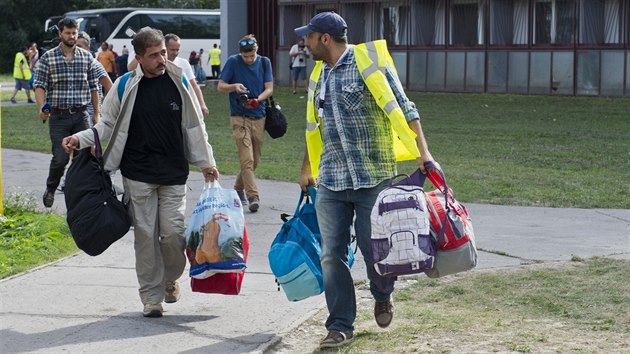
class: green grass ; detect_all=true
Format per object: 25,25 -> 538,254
3,86 -> 629,208
0,193 -> 77,279
316,257 -> 630,353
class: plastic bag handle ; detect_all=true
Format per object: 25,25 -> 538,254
205,180 -> 222,190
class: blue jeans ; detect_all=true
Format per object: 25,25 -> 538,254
46,110 -> 89,191
315,181 -> 394,333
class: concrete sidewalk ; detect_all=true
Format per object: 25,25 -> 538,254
1,148 -> 629,353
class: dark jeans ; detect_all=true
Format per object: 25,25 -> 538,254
316,181 -> 393,333
211,65 -> 220,79
46,111 -> 89,191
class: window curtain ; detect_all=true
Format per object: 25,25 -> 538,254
513,0 -> 529,44
342,3 -> 371,43
580,0 -> 620,44
279,5 -> 304,46
535,0 -> 575,45
490,0 -> 514,45
555,0 -> 575,45
604,0 -> 620,43
450,0 -> 483,46
379,1 -> 409,45
434,0 -> 446,44
411,0 -> 438,46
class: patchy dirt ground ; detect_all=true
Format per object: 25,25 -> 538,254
266,263 -> 630,354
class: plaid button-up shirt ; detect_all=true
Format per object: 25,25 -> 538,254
33,46 -> 99,109
315,47 -> 420,191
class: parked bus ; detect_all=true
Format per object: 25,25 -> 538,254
45,8 -> 220,75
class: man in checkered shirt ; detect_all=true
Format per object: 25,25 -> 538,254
33,17 -> 100,208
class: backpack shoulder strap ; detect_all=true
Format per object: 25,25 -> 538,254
117,72 -> 133,101
182,74 -> 189,90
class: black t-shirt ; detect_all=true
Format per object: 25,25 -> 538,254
120,73 -> 188,185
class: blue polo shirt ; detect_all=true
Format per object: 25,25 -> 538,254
220,54 -> 272,117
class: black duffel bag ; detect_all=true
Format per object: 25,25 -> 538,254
64,128 -> 131,256
264,96 -> 288,139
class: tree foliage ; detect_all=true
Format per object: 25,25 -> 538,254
0,0 -> 219,73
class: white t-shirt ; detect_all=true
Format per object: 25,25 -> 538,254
127,51 -> 196,82
289,44 -> 310,68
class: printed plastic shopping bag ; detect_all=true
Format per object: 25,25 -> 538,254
185,181 -> 246,279
191,226 -> 250,295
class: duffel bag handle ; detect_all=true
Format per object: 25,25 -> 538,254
424,161 -> 449,195
282,186 -> 318,222
390,173 -> 424,188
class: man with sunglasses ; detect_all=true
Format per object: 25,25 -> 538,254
296,12 -> 435,348
62,27 -> 219,318
217,34 -> 273,212
33,18 -> 101,208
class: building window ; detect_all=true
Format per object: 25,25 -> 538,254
410,0 -> 446,46
450,0 -> 484,46
580,0 -> 622,45
279,5 -> 303,46
534,0 -> 575,45
377,1 -> 410,46
489,0 -> 529,45
341,2 -> 373,43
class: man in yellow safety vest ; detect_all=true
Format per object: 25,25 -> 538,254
296,12 -> 435,349
209,43 -> 221,79
10,46 -> 35,104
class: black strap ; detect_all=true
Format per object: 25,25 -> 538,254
260,56 -> 275,107
90,128 -> 108,178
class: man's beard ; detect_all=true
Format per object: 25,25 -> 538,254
61,38 -> 75,47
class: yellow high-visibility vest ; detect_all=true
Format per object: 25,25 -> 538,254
305,40 -> 420,178
13,52 -> 31,80
209,48 -> 221,66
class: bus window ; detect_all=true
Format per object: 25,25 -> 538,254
180,14 -> 220,39
113,13 -> 219,39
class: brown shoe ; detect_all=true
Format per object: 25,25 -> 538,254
248,198 -> 259,212
319,330 -> 353,348
164,281 -> 181,303
374,299 -> 394,328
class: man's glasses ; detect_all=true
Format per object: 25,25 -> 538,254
60,18 -> 76,26
240,39 -> 256,47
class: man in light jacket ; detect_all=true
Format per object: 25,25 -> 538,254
62,28 -> 219,318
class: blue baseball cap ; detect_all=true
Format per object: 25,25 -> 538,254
294,12 -> 348,38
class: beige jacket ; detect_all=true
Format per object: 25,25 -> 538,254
74,61 -> 216,172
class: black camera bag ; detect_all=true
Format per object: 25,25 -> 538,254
264,96 -> 288,139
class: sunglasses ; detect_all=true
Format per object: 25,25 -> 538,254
239,38 -> 256,47
60,18 -> 76,26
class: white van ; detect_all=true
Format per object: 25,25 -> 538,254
45,8 -> 220,75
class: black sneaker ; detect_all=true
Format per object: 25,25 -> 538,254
10,98 -> 17,104
248,198 -> 259,212
374,299 -> 394,328
320,330 -> 353,348
27,99 -> 35,103
42,189 -> 55,208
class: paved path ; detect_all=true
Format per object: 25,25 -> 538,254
1,148 -> 628,353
